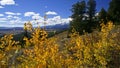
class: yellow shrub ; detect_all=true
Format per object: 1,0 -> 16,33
0,21 -> 120,68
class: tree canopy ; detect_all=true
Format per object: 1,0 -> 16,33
108,0 -> 120,24
69,0 -> 97,34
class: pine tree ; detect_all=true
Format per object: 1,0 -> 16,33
69,0 -> 86,34
87,0 -> 96,32
99,8 -> 107,24
108,0 -> 120,24
69,0 -> 97,34
87,0 -> 96,22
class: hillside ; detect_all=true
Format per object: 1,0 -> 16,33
0,22 -> 120,68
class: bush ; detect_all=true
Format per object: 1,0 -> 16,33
0,21 -> 120,68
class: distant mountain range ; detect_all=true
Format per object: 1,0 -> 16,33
0,23 -> 69,31
46,23 -> 69,29
0,27 -> 23,31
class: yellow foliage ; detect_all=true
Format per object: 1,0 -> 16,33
0,21 -> 120,68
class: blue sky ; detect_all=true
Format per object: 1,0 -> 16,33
0,0 -> 110,27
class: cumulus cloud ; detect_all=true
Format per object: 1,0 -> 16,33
16,13 -> 21,15
0,13 -> 24,27
6,15 -> 13,19
29,14 -> 72,27
61,18 -> 72,24
46,16 -> 71,25
32,14 -> 43,20
30,14 -> 44,25
5,12 -> 21,15
21,11 -> 71,26
0,11 -> 71,27
7,16 -> 25,27
0,0 -> 15,5
9,19 -> 21,24
5,12 -> 15,15
0,14 -> 4,16
46,11 -> 57,15
13,16 -> 21,19
24,12 -> 37,17
24,12 -> 43,25
0,18 -> 7,20
7,15 -> 23,24
0,18 -> 7,22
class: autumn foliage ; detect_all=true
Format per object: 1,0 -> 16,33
0,21 -> 120,68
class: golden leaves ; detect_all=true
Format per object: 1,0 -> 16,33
0,21 -> 120,68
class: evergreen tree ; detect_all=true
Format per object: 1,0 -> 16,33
69,0 -> 86,34
69,0 -> 97,34
108,0 -> 120,24
87,0 -> 96,22
99,8 -> 107,24
87,0 -> 96,32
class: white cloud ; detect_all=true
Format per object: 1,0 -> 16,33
0,18 -> 7,20
5,12 -> 21,15
6,15 -> 21,19
0,11 -> 71,27
61,18 -> 72,24
0,0 -> 15,5
0,14 -> 24,27
24,12 -> 71,26
31,14 -> 44,26
29,15 -> 72,27
24,12 -> 37,17
5,12 -> 15,15
13,16 -> 21,19
0,14 -> 4,16
0,6 -> 4,8
45,16 -> 71,26
16,13 -> 21,15
24,12 -> 43,25
10,19 -> 21,24
46,11 -> 57,15
8,15 -> 22,24
6,15 -> 13,19
0,18 -> 7,22
0,12 -> 23,27
32,14 -> 42,19
7,16 -> 25,27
